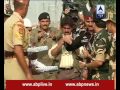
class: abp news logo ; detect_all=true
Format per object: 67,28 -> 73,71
96,5 -> 105,19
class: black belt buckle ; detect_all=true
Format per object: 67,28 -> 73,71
4,51 -> 28,58
60,67 -> 73,70
4,51 -> 14,58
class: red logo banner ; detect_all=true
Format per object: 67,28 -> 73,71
6,80 -> 114,90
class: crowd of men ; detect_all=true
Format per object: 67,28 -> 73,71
4,0 -> 116,89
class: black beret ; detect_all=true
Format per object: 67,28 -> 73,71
38,12 -> 50,21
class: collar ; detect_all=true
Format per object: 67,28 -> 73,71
38,27 -> 50,32
13,12 -> 23,22
94,29 -> 105,39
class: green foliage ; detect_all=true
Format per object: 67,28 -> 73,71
74,0 -> 116,12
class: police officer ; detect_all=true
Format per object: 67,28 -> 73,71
30,12 -> 59,79
79,14 -> 112,80
4,0 -> 33,84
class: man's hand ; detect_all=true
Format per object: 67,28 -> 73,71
82,48 -> 91,58
79,61 -> 86,68
63,35 -> 73,45
58,38 -> 64,45
49,32 -> 55,38
38,31 -> 45,38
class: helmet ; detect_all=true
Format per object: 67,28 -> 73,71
23,18 -> 32,27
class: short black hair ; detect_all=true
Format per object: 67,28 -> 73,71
93,19 -> 106,28
60,16 -> 74,28
93,12 -> 106,28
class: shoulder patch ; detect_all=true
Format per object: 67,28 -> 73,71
16,22 -> 25,35
19,27 -> 24,34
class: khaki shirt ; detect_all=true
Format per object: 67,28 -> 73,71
4,12 -> 28,51
30,26 -> 59,65
31,27 -> 58,47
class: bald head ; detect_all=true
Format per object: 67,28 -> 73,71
14,0 -> 29,10
13,0 -> 30,18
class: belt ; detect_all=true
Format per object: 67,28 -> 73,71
4,51 -> 28,58
60,67 -> 73,70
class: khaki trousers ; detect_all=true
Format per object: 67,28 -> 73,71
4,57 -> 29,88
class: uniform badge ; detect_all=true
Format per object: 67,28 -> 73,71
19,28 -> 24,35
17,23 -> 25,35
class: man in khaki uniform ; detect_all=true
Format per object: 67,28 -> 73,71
4,0 -> 33,84
30,12 -> 59,79
23,18 -> 58,74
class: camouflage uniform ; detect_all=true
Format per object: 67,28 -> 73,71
30,26 -> 58,80
109,33 -> 116,80
91,29 -> 112,80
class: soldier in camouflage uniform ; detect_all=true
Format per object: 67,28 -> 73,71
109,35 -> 116,88
106,20 -> 116,89
79,17 -> 112,80
30,12 -> 59,80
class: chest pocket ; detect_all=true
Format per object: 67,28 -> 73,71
38,31 -> 54,48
